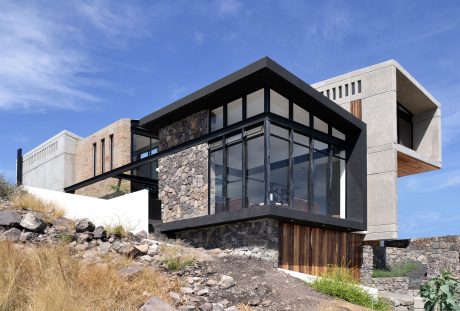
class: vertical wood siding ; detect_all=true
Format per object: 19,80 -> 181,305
278,222 -> 364,280
350,99 -> 362,120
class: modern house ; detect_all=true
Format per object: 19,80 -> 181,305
17,57 -> 441,276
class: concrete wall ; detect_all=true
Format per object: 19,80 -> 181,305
75,119 -> 132,198
26,186 -> 149,233
312,60 -> 442,240
22,131 -> 82,191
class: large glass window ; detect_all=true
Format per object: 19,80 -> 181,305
227,98 -> 243,125
246,135 -> 265,208
270,89 -> 289,119
210,106 -> 224,131
314,116 -> 328,134
246,89 -> 264,118
132,133 -> 159,179
292,132 -> 309,212
270,126 -> 289,206
209,148 -> 224,214
226,143 -> 243,211
313,140 -> 328,215
331,150 -> 346,218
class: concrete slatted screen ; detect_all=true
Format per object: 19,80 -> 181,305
278,222 -> 364,280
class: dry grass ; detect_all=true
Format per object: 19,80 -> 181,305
161,244 -> 196,271
10,192 -> 64,223
238,305 -> 256,311
0,241 -> 180,311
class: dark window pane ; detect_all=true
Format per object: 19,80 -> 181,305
332,127 -> 345,140
246,136 -> 265,208
313,139 -> 328,153
292,143 -> 309,212
246,89 -> 264,118
210,149 -> 224,214
314,117 -> 328,134
245,124 -> 263,138
339,86 -> 342,98
358,80 -> 362,93
313,150 -> 328,215
293,131 -> 310,146
345,84 -> 349,96
270,135 -> 289,206
331,156 -> 346,218
227,98 -> 242,125
398,118 -> 412,148
271,124 -> 289,139
293,103 -> 310,126
351,82 -> 355,95
226,143 -> 243,212
270,89 -> 289,118
210,106 -> 223,131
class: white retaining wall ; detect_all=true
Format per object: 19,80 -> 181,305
26,186 -> 149,233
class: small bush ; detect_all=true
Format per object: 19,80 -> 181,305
163,256 -> 195,271
105,217 -> 136,238
11,192 -> 65,223
311,266 -> 390,311
0,174 -> 16,200
373,261 -> 417,278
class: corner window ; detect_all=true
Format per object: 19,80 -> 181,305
293,103 -> 310,126
313,116 -> 328,134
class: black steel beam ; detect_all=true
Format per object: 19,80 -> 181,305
116,174 -> 158,186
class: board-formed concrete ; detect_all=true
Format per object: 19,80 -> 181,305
312,60 -> 442,240
22,131 -> 82,191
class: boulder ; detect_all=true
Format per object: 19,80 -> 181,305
211,303 -> 224,311
0,210 -> 22,227
135,244 -> 149,254
139,297 -> 177,311
20,213 -> 46,232
147,244 -> 159,256
119,244 -> 139,257
98,242 -> 112,253
19,231 -> 34,242
3,228 -> 21,241
218,275 -> 235,289
75,218 -> 95,233
135,230 -> 148,239
93,226 -> 107,239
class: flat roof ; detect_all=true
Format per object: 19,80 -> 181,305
139,57 -> 366,131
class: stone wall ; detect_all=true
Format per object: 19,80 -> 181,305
75,119 -> 132,198
174,219 -> 279,262
159,110 -> 208,150
366,277 -> 409,294
158,143 -> 208,223
427,251 -> 460,279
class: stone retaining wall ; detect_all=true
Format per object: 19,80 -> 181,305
174,218 -> 279,262
158,143 -> 208,223
366,277 -> 409,294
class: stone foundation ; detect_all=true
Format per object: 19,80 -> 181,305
159,143 -> 208,223
366,277 -> 409,294
173,219 -> 279,262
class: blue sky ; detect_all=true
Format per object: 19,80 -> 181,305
0,0 -> 459,238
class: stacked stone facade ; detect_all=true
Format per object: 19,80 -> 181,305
159,110 -> 208,150
159,143 -> 208,222
75,119 -> 132,198
158,110 -> 209,223
174,219 -> 279,262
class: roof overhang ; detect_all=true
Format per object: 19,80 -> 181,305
139,57 -> 366,134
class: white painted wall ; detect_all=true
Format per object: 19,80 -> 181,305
26,186 -> 149,233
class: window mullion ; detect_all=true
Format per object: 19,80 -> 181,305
264,118 -> 270,205
288,129 -> 293,209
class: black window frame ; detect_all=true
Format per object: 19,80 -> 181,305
101,138 -> 105,174
92,143 -> 97,177
109,134 -> 114,170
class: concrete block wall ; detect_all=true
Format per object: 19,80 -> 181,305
22,131 -> 82,191
75,119 -> 132,198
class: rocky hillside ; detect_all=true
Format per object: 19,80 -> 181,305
0,198 -> 368,311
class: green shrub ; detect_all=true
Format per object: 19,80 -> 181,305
311,266 -> 390,311
373,261 -> 417,278
56,232 -> 74,243
163,256 -> 195,271
421,271 -> 460,311
104,217 -> 136,238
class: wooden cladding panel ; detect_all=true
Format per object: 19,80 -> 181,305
350,99 -> 362,120
397,151 -> 439,177
278,223 -> 364,279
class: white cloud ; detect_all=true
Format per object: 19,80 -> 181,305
77,0 -> 151,40
403,169 -> 460,192
0,2 -> 99,111
216,0 -> 243,16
